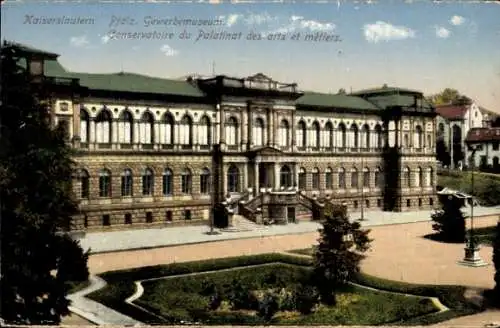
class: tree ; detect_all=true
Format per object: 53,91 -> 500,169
492,221 -> 500,304
0,43 -> 89,324
337,88 -> 347,95
431,196 -> 466,242
313,204 -> 371,305
427,88 -> 461,106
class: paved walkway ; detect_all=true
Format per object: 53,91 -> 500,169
77,206 -> 500,254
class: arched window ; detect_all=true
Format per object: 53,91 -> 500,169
179,115 -> 193,146
279,119 -> 290,147
325,167 -> 333,189
351,167 -> 359,188
139,112 -> 154,144
226,117 -> 239,146
95,110 -> 112,144
99,169 -> 111,197
227,165 -> 239,193
280,165 -> 292,188
312,121 -> 320,149
160,113 -> 175,145
374,124 -> 383,149
404,166 -> 411,187
363,167 -> 370,188
80,109 -> 90,144
414,125 -> 423,149
374,167 -> 383,187
427,134 -> 432,149
118,110 -> 133,144
163,168 -> 173,195
298,167 -> 306,190
428,167 -> 434,187
297,121 -> 307,148
79,169 -> 89,198
338,167 -> 346,188
253,117 -> 265,146
338,123 -> 347,149
403,134 -> 409,148
142,168 -> 154,195
198,116 -> 211,146
416,167 -> 423,187
351,124 -> 359,148
200,168 -> 211,194
362,124 -> 370,149
312,167 -> 320,189
121,169 -> 133,196
181,168 -> 192,194
325,122 -> 333,148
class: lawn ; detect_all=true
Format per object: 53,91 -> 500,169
87,253 -> 482,326
472,226 -> 496,246
437,170 -> 500,206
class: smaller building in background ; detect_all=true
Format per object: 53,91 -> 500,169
436,101 -> 498,169
465,127 -> 500,170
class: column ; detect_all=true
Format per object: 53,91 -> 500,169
294,163 -> 299,189
154,122 -> 160,148
254,162 -> 259,196
272,111 -> 278,147
243,163 -> 248,191
274,163 -> 280,190
89,120 -> 96,143
112,120 -> 118,148
219,105 -> 225,146
248,108 -> 254,148
242,110 -> 248,150
133,121 -> 140,148
222,164 -> 228,197
291,112 -> 296,151
192,122 -> 198,150
267,108 -> 272,146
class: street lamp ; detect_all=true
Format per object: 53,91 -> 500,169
459,145 -> 487,267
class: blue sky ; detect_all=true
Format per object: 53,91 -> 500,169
2,1 -> 500,112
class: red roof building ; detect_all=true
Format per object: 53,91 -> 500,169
466,127 -> 500,143
435,104 -> 469,120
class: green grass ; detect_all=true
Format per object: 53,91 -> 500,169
437,171 -> 500,206
87,253 -> 483,326
471,226 -> 496,246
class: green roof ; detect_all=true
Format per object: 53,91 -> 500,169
351,86 -> 422,96
297,92 -> 380,110
3,41 -> 59,58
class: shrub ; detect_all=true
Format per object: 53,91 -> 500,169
492,221 -> 500,306
293,284 -> 319,315
257,291 -> 280,321
228,280 -> 258,310
431,196 -> 466,243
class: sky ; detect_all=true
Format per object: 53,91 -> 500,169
2,1 -> 500,113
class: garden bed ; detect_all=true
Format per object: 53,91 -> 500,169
424,226 -> 496,246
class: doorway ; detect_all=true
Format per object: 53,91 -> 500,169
287,206 -> 296,223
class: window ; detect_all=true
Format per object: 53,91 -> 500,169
95,110 -> 112,144
351,168 -> 359,188
338,123 -> 347,148
99,169 -> 112,197
179,115 -> 193,146
404,167 -> 411,187
418,198 -> 423,207
325,167 -> 333,189
124,213 -> 132,224
325,122 -> 333,148
374,124 -> 383,149
493,142 -> 499,151
312,167 -> 320,189
427,134 -> 432,149
429,198 -> 434,206
80,169 -> 90,198
102,214 -> 110,226
406,199 -> 411,207
181,168 -> 192,194
160,113 -> 175,145
184,209 -> 192,220
298,167 -> 306,190
226,117 -> 239,146
118,111 -> 133,144
377,199 -> 382,207
353,200 -> 358,208
374,167 -> 383,188
121,169 -> 133,196
312,121 -> 320,148
166,211 -> 173,222
163,169 -> 173,195
146,211 -> 153,223
363,167 -> 370,188
414,125 -> 423,149
227,165 -> 239,193
280,165 -> 292,188
338,168 -> 346,188
139,112 -> 154,144
403,134 -> 409,148
428,167 -> 434,187
351,124 -> 359,148
58,118 -> 70,141
198,116 -> 211,146
80,109 -> 90,144
200,168 -> 211,194
278,120 -> 290,147
253,117 -> 265,146
142,168 -> 154,196
362,124 -> 370,148
416,167 -> 423,187
365,200 -> 370,208
297,121 -> 307,148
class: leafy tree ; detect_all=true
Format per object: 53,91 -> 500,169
431,196 -> 466,242
337,88 -> 347,95
313,204 -> 371,305
492,221 -> 500,304
427,88 -> 461,105
0,43 -> 89,324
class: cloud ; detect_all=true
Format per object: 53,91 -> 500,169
435,26 -> 451,38
226,14 -> 242,27
160,44 -> 178,56
269,15 -> 335,35
450,15 -> 465,26
69,35 -> 89,47
363,21 -> 415,43
101,34 -> 111,44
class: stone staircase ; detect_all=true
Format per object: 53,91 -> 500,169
221,214 -> 268,232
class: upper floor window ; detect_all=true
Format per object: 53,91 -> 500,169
118,111 -> 133,144
312,167 -> 320,189
179,115 -> 193,146
253,117 -> 265,146
338,167 -> 346,189
374,124 -> 383,149
351,168 -> 359,188
280,165 -> 292,188
298,167 -> 306,190
297,121 -> 307,148
200,168 -> 211,194
142,168 -> 154,195
160,113 -> 175,145
404,166 -> 411,187
324,122 -> 333,148
362,124 -> 370,149
227,165 -> 240,193
80,109 -> 90,144
79,169 -> 90,198
121,169 -> 133,196
163,169 -> 173,195
181,168 -> 192,194
95,110 -> 112,144
351,124 -> 359,148
99,169 -> 112,197
325,167 -> 333,189
338,123 -> 347,148
198,116 -> 211,146
139,112 -> 155,144
226,117 -> 239,146
414,126 -> 423,149
312,121 -> 320,149
278,119 -> 290,147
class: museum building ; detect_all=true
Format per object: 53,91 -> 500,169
7,42 -> 438,231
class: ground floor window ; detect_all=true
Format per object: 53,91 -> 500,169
124,213 -> 132,224
102,214 -> 110,226
184,209 -> 192,220
280,165 -> 293,188
227,165 -> 239,193
166,211 -> 173,222
146,211 -> 153,223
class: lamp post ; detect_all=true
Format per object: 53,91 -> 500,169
459,145 -> 487,267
